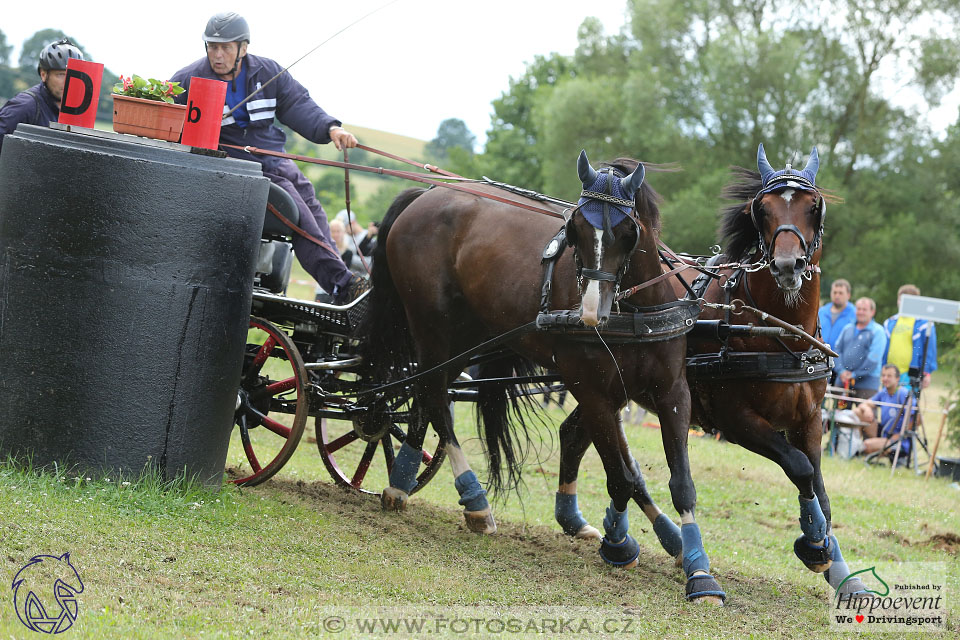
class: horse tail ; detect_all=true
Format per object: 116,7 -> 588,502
476,353 -> 550,497
358,187 -> 428,381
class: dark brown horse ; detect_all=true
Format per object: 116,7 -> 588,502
557,145 -> 867,596
360,151 -> 724,604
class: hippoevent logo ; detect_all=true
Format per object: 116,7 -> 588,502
830,562 -> 946,632
11,553 -> 84,634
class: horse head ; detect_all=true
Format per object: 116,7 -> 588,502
567,150 -> 643,327
751,143 -> 826,296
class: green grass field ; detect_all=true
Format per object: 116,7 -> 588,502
2,390 -> 957,639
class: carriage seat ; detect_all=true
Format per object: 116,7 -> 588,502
255,183 -> 300,294
262,182 -> 301,239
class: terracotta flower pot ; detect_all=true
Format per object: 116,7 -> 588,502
112,94 -> 187,142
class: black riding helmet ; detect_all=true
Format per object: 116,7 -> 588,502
203,12 -> 250,90
37,38 -> 84,76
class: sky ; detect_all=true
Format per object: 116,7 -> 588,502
3,0 -> 630,144
5,1 -> 957,147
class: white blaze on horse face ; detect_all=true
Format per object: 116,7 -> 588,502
580,228 -> 604,327
779,188 -> 795,205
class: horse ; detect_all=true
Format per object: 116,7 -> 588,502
359,151 -> 725,604
555,144 -> 866,596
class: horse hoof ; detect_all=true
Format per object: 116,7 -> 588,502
381,487 -> 409,512
464,507 -> 497,534
574,524 -> 602,540
599,534 -> 640,568
793,535 -> 833,573
691,594 -> 725,606
685,573 -> 726,605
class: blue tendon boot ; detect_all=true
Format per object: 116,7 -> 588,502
793,495 -> 833,573
598,501 -> 640,568
455,470 -> 496,534
381,441 -> 420,511
555,493 -> 600,540
681,523 -> 726,605
653,513 -> 683,561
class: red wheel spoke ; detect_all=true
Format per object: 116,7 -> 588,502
350,441 -> 378,487
261,416 -> 292,439
250,335 -> 277,374
242,440 -> 262,473
326,430 -> 359,453
381,436 -> 395,474
265,377 -> 297,395
421,449 -> 434,464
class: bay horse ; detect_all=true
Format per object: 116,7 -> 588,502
359,151 -> 725,604
556,144 -> 866,595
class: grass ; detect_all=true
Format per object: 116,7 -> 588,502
2,393 -> 958,639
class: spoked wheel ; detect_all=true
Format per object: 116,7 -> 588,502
231,316 -> 310,486
317,402 -> 446,495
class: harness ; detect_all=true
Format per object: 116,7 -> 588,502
750,173 -> 826,268
572,167 -> 640,291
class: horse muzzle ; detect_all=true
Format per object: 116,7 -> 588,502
580,279 -> 613,327
769,255 -> 806,291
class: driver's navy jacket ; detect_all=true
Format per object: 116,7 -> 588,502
0,83 -> 60,153
170,54 -> 341,172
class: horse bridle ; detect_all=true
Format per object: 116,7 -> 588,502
749,174 -> 826,271
570,167 -> 641,291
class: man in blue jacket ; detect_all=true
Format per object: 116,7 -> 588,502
0,39 -> 84,153
833,297 -> 888,399
818,278 -> 855,350
171,12 -> 365,304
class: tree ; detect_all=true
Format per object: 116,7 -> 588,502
424,118 -> 476,162
18,29 -> 90,70
0,29 -> 12,66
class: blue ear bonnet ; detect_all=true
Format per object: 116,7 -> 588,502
578,170 -> 632,230
756,143 -> 820,196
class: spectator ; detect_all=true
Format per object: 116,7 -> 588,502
0,39 -> 84,153
329,219 -> 366,275
170,12 -> 367,305
853,364 -> 914,457
818,278 -> 855,350
883,284 -> 937,390
833,297 -> 887,399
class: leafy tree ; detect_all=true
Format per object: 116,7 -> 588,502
424,118 -> 476,162
0,29 -> 12,66
18,29 -> 90,70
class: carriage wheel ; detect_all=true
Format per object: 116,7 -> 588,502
316,412 -> 447,496
231,317 -> 310,486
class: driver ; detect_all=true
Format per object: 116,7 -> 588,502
170,12 -> 367,304
0,38 -> 84,153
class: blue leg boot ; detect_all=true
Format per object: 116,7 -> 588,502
381,441 -> 420,511
598,501 -> 640,568
456,470 -> 496,534
681,523 -> 726,604
653,513 -> 683,560
793,495 -> 832,573
555,493 -> 600,539
823,535 -> 868,595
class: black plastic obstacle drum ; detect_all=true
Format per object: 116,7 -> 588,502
0,125 -> 269,487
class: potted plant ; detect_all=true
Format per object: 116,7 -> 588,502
112,75 -> 187,142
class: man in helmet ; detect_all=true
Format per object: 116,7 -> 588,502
171,12 -> 367,305
0,38 -> 84,153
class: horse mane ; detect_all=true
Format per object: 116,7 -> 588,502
602,157 -> 666,235
718,166 -> 762,260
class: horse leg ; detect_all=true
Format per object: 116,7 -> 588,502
381,395 -> 430,512
575,399 -> 642,569
555,406 -> 601,540
787,417 -> 867,595
655,382 -> 725,605
446,426 -> 496,534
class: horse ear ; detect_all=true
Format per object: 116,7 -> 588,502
757,143 -> 775,183
619,163 -> 646,200
803,147 -> 820,182
577,149 -> 598,185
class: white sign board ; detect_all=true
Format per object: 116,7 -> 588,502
899,294 -> 960,325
